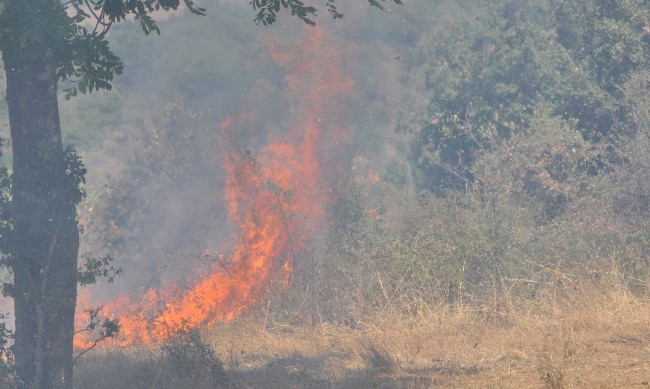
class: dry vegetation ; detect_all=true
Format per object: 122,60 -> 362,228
75,273 -> 650,389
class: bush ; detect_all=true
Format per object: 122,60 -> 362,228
74,329 -> 229,389
299,104 -> 650,322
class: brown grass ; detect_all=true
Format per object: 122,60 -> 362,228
75,277 -> 650,388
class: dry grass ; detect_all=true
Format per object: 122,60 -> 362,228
75,278 -> 650,388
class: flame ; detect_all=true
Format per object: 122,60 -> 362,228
74,25 -> 352,348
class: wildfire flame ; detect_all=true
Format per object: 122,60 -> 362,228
75,26 -> 353,348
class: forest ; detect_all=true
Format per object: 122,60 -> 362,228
1,0 -> 649,387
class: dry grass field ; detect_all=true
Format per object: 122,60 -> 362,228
75,278 -> 650,389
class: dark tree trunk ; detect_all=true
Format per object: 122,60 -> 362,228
3,47 -> 79,389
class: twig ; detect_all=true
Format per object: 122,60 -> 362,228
376,271 -> 390,308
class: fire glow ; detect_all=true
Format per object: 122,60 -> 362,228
74,27 -> 353,348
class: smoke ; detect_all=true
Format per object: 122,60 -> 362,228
74,16 -> 359,347
0,0 -> 437,340
54,0 -> 439,347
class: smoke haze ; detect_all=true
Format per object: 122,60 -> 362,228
65,0 -> 424,344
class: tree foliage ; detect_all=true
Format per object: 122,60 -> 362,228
410,0 -> 650,193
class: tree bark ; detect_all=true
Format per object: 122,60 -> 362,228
3,46 -> 79,389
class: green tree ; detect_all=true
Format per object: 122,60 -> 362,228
410,0 -> 649,193
0,1 -> 401,387
0,3 -> 204,387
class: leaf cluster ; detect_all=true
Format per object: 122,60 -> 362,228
77,253 -> 123,286
65,0 -> 206,36
251,0 -> 403,26
63,147 -> 88,206
73,306 -> 121,363
59,27 -> 124,99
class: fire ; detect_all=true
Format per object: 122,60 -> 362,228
74,25 -> 353,348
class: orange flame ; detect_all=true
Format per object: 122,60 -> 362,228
75,25 -> 353,348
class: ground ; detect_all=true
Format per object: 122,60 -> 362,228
75,283 -> 650,388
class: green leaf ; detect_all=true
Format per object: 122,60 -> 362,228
368,0 -> 384,11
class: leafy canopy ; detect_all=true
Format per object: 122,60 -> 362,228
410,0 -> 649,194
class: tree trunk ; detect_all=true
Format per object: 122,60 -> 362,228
3,46 -> 79,389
